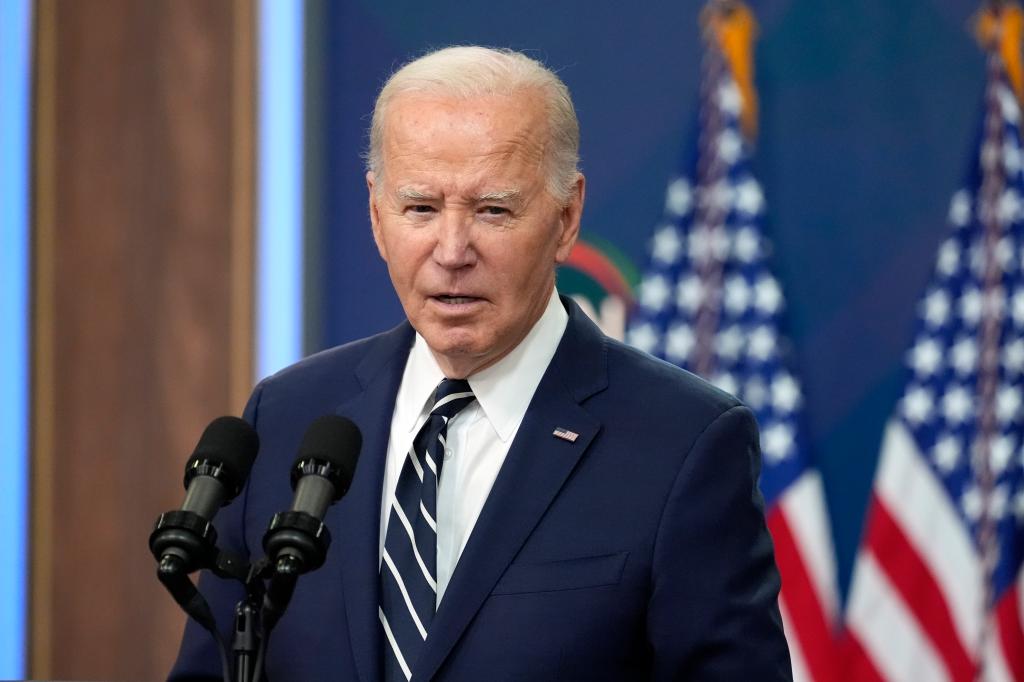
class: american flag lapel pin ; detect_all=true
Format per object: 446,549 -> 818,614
552,427 -> 579,442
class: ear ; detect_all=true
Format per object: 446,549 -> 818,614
554,173 -> 585,264
367,171 -> 387,260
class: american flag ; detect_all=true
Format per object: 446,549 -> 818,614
844,48 -> 1024,682
625,10 -> 840,681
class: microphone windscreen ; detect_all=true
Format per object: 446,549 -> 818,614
187,416 -> 259,494
293,415 -> 362,493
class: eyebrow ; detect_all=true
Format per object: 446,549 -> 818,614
396,187 -> 436,201
395,187 -> 523,203
476,188 -> 522,203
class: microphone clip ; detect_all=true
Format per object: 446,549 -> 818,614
149,509 -> 218,575
262,510 -> 332,575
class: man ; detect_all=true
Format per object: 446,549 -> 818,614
172,46 -> 791,681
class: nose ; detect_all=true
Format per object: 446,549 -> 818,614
432,208 -> 477,270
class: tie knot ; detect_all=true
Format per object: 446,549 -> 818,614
431,378 -> 475,420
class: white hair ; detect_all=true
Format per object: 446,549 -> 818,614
367,46 -> 580,204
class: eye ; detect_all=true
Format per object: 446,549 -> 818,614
408,204 -> 435,214
480,206 -> 509,216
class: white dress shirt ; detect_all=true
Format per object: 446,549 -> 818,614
379,288 -> 568,602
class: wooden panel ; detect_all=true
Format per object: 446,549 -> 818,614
32,0 -> 254,678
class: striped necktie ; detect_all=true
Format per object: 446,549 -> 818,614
380,378 -> 476,681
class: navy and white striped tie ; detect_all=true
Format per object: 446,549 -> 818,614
380,378 -> 476,681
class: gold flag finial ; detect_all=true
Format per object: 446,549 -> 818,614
701,0 -> 760,140
975,0 -> 1024,102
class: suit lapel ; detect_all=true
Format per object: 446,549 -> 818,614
333,323 -> 413,682
413,299 -> 608,681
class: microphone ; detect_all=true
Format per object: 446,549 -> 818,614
262,415 -> 362,576
149,416 -> 259,575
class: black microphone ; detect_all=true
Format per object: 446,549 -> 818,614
262,415 -> 362,576
150,416 -> 259,575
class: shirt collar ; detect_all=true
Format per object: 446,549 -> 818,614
394,288 -> 568,441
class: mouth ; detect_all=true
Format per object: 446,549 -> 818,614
434,294 -> 481,305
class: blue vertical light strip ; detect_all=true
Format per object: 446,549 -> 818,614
257,0 -> 305,379
0,0 -> 31,677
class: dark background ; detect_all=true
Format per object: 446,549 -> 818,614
302,0 -> 984,600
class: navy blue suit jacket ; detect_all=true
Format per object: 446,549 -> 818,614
170,298 -> 791,680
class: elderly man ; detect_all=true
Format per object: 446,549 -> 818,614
172,46 -> 791,681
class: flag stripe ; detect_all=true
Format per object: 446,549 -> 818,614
864,496 -> 976,681
779,470 -> 839,620
982,612 -> 1014,682
766,506 -> 838,682
842,632 -> 886,682
778,598 -> 811,682
846,551 -> 951,682
873,421 -> 985,646
995,585 -> 1024,681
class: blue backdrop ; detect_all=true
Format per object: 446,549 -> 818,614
304,0 -> 985,599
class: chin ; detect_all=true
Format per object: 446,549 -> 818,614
422,328 -> 485,358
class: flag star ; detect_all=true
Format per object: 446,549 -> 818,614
761,421 -> 795,462
1003,339 -> 1024,374
908,337 -> 943,377
902,385 -> 934,424
1012,288 -> 1024,326
949,190 -> 972,227
932,435 -> 961,472
959,287 -> 983,327
951,336 -> 978,376
716,325 -> 745,361
942,385 -> 974,425
1004,140 -> 1023,176
627,323 -> 660,354
723,275 -> 751,315
754,276 -> 783,315
922,289 -> 951,327
747,325 -> 777,361
743,376 -> 768,410
962,485 -> 983,521
989,434 -> 1015,474
639,274 -> 672,311
676,275 -> 705,312
1014,490 -> 1024,521
997,237 -> 1016,272
771,373 -> 802,413
717,129 -> 743,164
664,324 -> 695,363
998,189 -> 1022,224
713,372 -> 739,397
717,81 -> 743,116
998,85 -> 1021,123
936,239 -> 961,276
665,177 -> 693,217
968,243 -> 986,278
734,178 -> 765,215
733,226 -> 760,262
651,225 -> 683,264
996,385 -> 1022,424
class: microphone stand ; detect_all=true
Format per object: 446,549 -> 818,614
230,557 -> 267,682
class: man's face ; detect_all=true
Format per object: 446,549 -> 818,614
368,91 -> 584,378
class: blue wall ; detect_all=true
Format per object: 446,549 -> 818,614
305,0 -> 985,599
